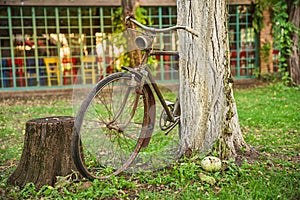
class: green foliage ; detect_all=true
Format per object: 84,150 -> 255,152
112,7 -> 149,33
260,41 -> 271,62
112,7 -> 124,33
271,1 -> 294,68
111,7 -> 156,70
252,1 -> 265,33
267,0 -> 299,84
1,84 -> 299,199
135,7 -> 149,26
255,0 -> 299,85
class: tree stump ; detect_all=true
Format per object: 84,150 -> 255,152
8,116 -> 77,189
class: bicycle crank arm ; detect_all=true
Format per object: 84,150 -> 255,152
165,118 -> 180,135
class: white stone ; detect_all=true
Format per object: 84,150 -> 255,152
200,156 -> 222,172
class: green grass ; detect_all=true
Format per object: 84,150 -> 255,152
235,84 -> 300,158
0,84 -> 299,199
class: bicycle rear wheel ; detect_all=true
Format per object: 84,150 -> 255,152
72,72 -> 155,180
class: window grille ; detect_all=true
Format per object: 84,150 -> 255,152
0,5 -> 260,90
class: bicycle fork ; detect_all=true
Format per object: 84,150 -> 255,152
107,73 -> 144,132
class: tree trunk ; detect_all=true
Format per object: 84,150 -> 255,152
177,0 -> 249,159
287,0 -> 300,85
122,0 -> 142,67
8,116 -> 77,189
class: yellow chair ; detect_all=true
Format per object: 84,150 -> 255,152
81,56 -> 96,84
44,57 -> 60,86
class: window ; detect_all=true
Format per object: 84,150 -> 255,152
228,5 -> 259,78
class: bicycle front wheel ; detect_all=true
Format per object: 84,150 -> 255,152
73,72 -> 155,180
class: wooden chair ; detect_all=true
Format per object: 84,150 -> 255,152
44,57 -> 60,86
81,56 -> 96,84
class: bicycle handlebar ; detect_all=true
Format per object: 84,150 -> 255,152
126,16 -> 199,37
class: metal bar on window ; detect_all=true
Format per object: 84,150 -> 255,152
8,7 -> 16,88
55,7 -> 62,86
32,7 -> 40,87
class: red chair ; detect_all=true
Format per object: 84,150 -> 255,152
62,57 -> 78,85
230,51 -> 237,66
7,58 -> 25,87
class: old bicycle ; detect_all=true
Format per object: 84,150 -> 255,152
72,16 -> 199,180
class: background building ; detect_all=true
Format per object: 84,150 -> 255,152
0,0 -> 276,90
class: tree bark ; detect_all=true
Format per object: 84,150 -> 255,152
7,116 -> 77,189
122,0 -> 138,18
177,0 -> 249,159
287,0 -> 300,85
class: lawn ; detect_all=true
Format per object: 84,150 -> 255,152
0,83 -> 299,199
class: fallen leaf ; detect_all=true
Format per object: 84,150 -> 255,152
199,173 -> 216,185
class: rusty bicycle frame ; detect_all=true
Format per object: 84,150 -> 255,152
122,16 -> 199,135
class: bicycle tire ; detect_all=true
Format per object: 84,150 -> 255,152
72,72 -> 155,180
